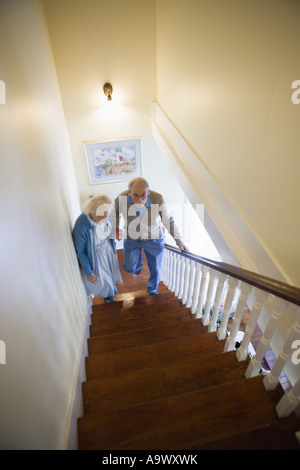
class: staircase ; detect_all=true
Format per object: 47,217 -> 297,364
77,258 -> 300,450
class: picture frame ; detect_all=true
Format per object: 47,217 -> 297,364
84,137 -> 142,184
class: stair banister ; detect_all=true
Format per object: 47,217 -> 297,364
163,244 -> 300,307
162,244 -> 300,417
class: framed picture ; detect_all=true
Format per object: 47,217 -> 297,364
84,137 -> 142,184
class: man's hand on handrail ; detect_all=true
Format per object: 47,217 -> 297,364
177,241 -> 189,252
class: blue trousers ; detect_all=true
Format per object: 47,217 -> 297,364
123,237 -> 165,294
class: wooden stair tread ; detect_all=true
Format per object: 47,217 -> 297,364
90,306 -> 193,336
85,332 -> 225,380
92,291 -> 177,314
93,289 -> 148,305
78,251 -> 300,450
93,286 -> 170,305
88,318 -> 208,354
78,375 -> 282,450
91,298 -> 185,323
82,351 -> 248,414
199,414 -> 300,450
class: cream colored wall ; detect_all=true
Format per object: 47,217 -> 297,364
0,0 -> 87,449
156,0 -> 300,286
0,0 -> 297,450
43,0 -> 198,253
43,0 -> 160,205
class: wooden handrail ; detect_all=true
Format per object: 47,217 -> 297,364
165,244 -> 300,307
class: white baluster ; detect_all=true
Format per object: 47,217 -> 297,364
195,267 -> 209,318
276,377 -> 300,418
162,250 -> 170,286
161,252 -> 166,283
178,256 -> 186,300
245,297 -> 285,378
202,270 -> 218,326
168,251 -> 175,289
187,261 -> 196,308
217,277 -> 239,340
263,304 -> 300,390
224,283 -> 253,352
174,253 -> 181,292
174,254 -> 182,297
236,289 -> 268,361
208,273 -> 227,333
182,259 -> 191,305
191,264 -> 203,314
170,252 -> 177,292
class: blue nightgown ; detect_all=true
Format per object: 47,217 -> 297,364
83,217 -> 123,299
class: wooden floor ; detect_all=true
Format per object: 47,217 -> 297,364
103,249 -> 291,392
94,248 -> 157,303
94,249 -> 293,392
79,249 -> 300,450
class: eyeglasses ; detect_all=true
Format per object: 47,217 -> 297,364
131,192 -> 147,200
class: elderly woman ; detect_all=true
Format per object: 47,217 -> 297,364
72,194 -> 123,303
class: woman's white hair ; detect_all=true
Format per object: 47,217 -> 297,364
85,194 -> 112,215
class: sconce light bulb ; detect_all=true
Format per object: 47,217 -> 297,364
103,82 -> 113,101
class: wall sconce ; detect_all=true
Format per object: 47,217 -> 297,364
103,82 -> 113,101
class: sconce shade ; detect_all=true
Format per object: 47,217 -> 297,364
103,82 -> 113,101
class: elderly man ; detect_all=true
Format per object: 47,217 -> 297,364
114,177 -> 188,295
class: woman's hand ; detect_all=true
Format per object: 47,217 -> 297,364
87,273 -> 99,284
116,228 -> 124,241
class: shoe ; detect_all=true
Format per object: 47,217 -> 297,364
104,296 -> 116,303
148,290 -> 158,295
132,270 -> 141,278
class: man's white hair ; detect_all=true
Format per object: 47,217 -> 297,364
128,177 -> 149,190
